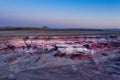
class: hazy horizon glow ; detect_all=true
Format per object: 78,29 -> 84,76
0,0 -> 120,29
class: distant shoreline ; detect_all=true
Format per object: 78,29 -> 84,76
0,30 -> 120,37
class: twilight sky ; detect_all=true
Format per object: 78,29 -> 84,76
0,0 -> 120,28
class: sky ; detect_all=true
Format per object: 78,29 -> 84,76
0,0 -> 120,29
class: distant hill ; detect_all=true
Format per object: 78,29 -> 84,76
0,26 -> 49,31
0,26 -> 120,32
0,26 -> 101,31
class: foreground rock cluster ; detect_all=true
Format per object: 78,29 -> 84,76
0,35 -> 120,80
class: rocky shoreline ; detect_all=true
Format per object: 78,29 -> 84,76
0,35 -> 120,80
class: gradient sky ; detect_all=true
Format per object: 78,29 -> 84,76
0,0 -> 120,28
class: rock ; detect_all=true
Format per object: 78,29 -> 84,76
0,42 -> 7,50
5,74 -> 16,80
51,51 -> 58,56
0,35 -> 120,80
0,66 -> 15,80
